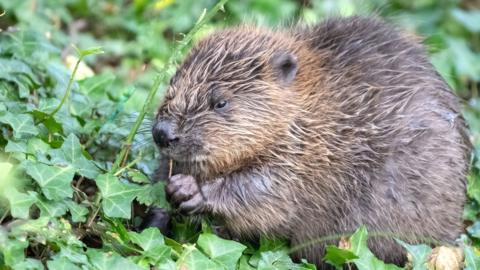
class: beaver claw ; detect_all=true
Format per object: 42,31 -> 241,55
166,174 -> 206,215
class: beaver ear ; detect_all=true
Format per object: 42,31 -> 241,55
271,51 -> 298,85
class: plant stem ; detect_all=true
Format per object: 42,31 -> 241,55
110,0 -> 229,173
114,152 -> 144,177
0,209 -> 10,224
50,55 -> 82,116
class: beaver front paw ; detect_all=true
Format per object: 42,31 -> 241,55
166,174 -> 206,215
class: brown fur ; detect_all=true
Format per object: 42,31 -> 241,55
153,16 -> 471,268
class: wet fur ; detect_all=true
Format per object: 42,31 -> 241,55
154,16 -> 471,268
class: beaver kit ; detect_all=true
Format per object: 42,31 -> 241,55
151,16 -> 471,267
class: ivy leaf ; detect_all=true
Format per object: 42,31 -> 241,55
238,255 -> 256,270
96,173 -> 143,218
395,239 -> 431,270
31,110 -> 64,134
47,257 -> 82,270
0,58 -> 39,96
349,226 -> 402,270
53,247 -> 91,267
323,245 -> 358,269
37,98 -> 61,114
0,58 -> 38,81
128,227 -> 165,250
65,201 -> 89,223
13,258 -> 45,270
78,72 -> 115,99
5,140 -> 28,153
27,137 -> 51,155
468,220 -> 480,239
136,182 -> 169,208
451,9 -> 480,32
128,228 -> 171,265
0,112 -> 39,139
464,246 -> 480,270
257,250 -> 297,269
50,133 -> 100,179
248,237 -> 294,268
0,237 -> 29,267
156,259 -> 176,270
298,259 -> 317,270
467,174 -> 480,204
86,249 -> 145,270
197,233 -> 247,270
35,198 -> 68,218
24,161 -> 75,201
128,169 -> 151,184
176,245 -> 220,270
3,186 -> 37,219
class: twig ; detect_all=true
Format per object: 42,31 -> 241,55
86,205 -> 101,228
168,159 -> 173,178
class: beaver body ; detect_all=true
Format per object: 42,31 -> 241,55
152,17 -> 471,267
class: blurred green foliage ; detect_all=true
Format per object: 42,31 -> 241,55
0,0 -> 479,269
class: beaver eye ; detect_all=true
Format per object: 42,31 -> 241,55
214,100 -> 228,111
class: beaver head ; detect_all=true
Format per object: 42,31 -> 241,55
153,27 -> 306,177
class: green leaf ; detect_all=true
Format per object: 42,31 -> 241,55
323,245 -> 358,269
467,174 -> 480,204
96,173 -> 143,218
349,226 -> 402,270
128,227 -> 165,250
298,259 -> 317,270
468,220 -> 480,239
0,112 -> 39,138
395,239 -> 431,270
197,233 -> 247,270
0,58 -> 40,95
257,250 -> 296,269
50,133 -> 100,179
53,247 -> 91,267
3,186 -> 37,219
38,98 -> 61,114
176,245 -> 220,270
464,246 -> 480,270
24,161 -> 75,200
128,169 -> 151,184
238,255 -> 256,270
0,237 -> 29,267
128,228 -> 171,265
451,9 -> 480,32
78,72 -> 115,98
259,237 -> 289,252
47,257 -> 82,270
32,110 -> 64,134
249,237 -> 291,268
35,198 -> 68,217
27,137 -> 51,155
65,201 -> 89,222
86,249 -> 145,270
5,140 -> 28,153
74,46 -> 105,57
156,259 -> 176,270
446,38 -> 480,81
12,258 -> 45,270
136,182 -> 169,208
0,161 -> 14,176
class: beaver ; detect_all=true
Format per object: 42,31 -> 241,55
151,16 -> 471,268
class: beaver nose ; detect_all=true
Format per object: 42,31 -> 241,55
152,120 -> 179,148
